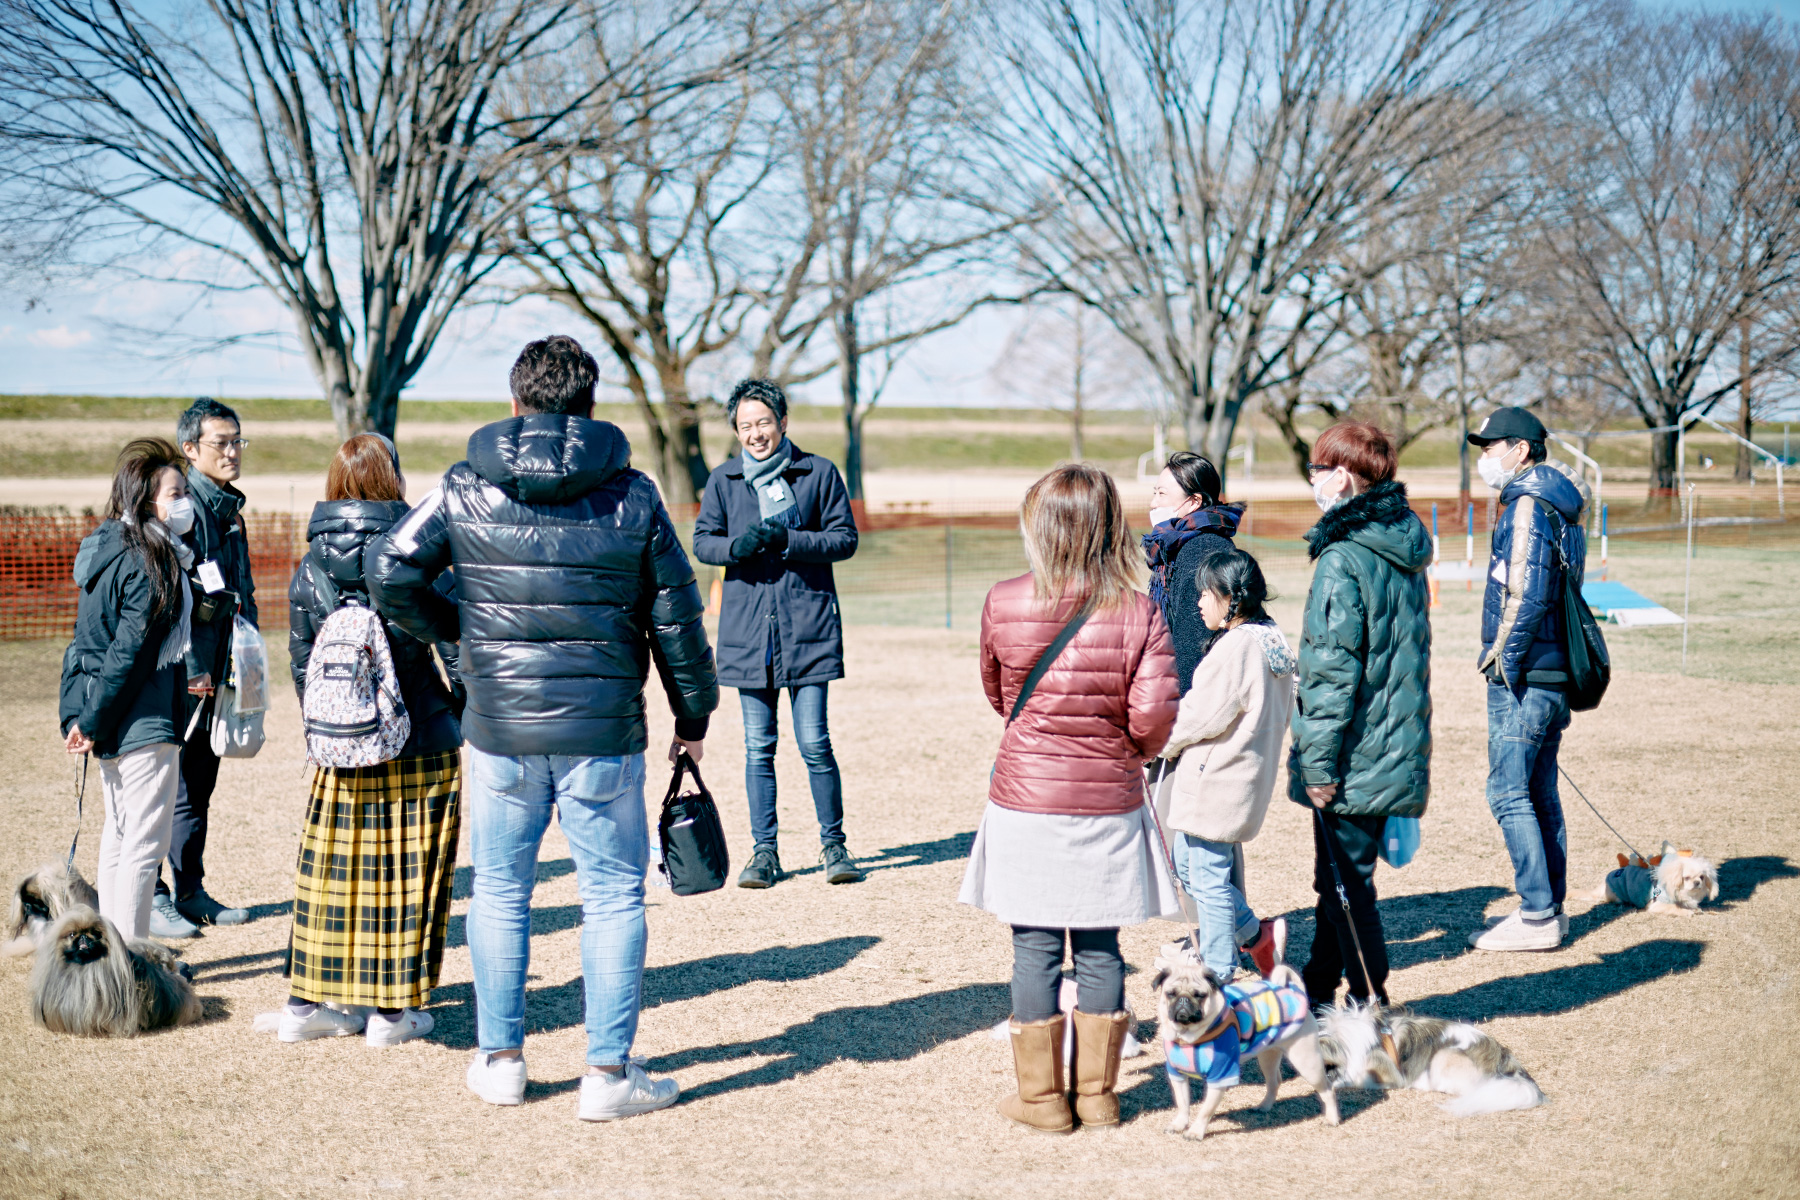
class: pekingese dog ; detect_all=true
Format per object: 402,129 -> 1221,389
4,862 -> 100,957
30,906 -> 200,1037
1317,1001 -> 1543,1116
1589,841 -> 1718,916
1153,957 -> 1339,1139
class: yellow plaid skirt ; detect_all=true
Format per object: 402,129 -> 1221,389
288,749 -> 461,1008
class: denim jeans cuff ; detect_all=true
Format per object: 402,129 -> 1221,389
1234,914 -> 1262,945
1518,904 -> 1557,921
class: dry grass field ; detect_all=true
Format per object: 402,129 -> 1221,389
1,587 -> 1796,1199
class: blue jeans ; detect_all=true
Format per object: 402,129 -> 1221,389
465,747 -> 648,1066
1174,833 -> 1260,979
1485,682 -> 1571,920
740,684 -> 845,847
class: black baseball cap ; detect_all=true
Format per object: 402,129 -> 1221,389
1468,407 -> 1547,447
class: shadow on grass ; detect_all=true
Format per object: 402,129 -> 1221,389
1405,938 -> 1703,1021
1716,855 -> 1797,906
428,936 -> 882,1053
195,946 -> 288,983
1117,1056 -> 1381,1130
859,831 -> 976,874
642,980 -> 1009,1102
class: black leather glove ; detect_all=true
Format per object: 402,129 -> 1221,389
730,524 -> 772,560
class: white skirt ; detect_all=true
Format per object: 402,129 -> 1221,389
957,800 -> 1187,929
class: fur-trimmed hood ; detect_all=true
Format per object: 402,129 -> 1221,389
1304,480 -> 1431,573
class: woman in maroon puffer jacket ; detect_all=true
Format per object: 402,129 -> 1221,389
959,463 -> 1180,1134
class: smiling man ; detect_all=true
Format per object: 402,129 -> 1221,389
150,397 -> 256,938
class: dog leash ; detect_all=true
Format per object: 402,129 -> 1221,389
67,752 -> 88,869
1312,807 -> 1400,1059
1557,766 -> 1646,864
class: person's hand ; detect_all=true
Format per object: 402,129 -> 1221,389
729,525 -> 773,560
759,519 -> 789,554
64,726 -> 94,755
669,736 -> 704,765
1306,783 -> 1338,808
188,672 -> 215,696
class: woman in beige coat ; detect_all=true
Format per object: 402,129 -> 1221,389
1160,548 -> 1295,980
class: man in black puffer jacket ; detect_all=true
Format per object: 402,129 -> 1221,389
367,335 -> 717,1123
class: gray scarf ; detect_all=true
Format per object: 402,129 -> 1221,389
141,518 -> 194,669
741,438 -> 798,521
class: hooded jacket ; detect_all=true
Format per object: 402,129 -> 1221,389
182,468 -> 258,683
690,445 -> 858,689
59,521 -> 188,759
1160,621 -> 1296,843
1479,462 -> 1589,688
365,414 -> 718,758
1144,505 -> 1243,695
1287,480 -> 1433,818
981,575 -> 1178,816
288,499 -> 463,758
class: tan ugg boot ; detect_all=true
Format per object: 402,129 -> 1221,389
1071,1008 -> 1130,1127
998,1015 -> 1074,1133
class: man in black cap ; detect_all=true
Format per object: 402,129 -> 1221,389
1464,406 -> 1589,953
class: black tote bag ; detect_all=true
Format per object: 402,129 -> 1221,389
658,751 -> 730,896
1547,511 -> 1611,712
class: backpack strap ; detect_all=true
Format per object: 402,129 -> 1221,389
1008,610 -> 1090,725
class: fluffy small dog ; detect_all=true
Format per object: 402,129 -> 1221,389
30,906 -> 200,1037
1317,1002 -> 1543,1116
1589,841 -> 1718,916
1153,956 -> 1340,1139
4,862 -> 100,956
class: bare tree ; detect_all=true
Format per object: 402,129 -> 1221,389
505,9 -> 772,502
1535,4 -> 1800,497
989,294 -> 1158,460
990,0 -> 1548,488
0,0 -> 702,437
745,0 -> 1030,500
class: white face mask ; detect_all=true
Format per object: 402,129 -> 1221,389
1313,469 -> 1348,514
1148,506 -> 1178,526
1477,454 -> 1521,492
164,496 -> 195,536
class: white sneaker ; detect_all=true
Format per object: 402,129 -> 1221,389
1484,909 -> 1570,940
366,1009 -> 434,1047
577,1063 -> 679,1122
278,1004 -> 366,1042
467,1052 -> 528,1106
1468,910 -> 1561,952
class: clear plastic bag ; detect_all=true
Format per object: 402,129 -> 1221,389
229,614 -> 269,716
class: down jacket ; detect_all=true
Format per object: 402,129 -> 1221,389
366,414 -> 719,758
1479,462 -> 1588,689
690,445 -> 858,688
981,574 -> 1178,817
1287,480 -> 1433,818
288,499 -> 463,758
59,520 -> 188,759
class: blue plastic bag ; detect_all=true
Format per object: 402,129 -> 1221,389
1380,816 -> 1420,868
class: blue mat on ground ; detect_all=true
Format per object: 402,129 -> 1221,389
1581,582 -> 1661,610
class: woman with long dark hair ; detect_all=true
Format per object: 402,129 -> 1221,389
59,438 -> 195,940
275,433 -> 463,1046
1143,451 -> 1243,694
960,464 -> 1180,1134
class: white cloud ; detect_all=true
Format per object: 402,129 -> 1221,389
28,324 -> 93,349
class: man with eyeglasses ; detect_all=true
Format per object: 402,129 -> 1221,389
149,396 -> 257,938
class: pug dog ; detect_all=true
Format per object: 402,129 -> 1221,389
1153,958 -> 1339,1139
4,862 -> 100,957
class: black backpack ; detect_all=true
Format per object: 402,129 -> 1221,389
658,752 -> 729,895
1546,510 -> 1610,712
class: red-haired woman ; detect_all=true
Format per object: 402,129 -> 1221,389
1289,421 -> 1433,1009
275,434 -> 463,1047
960,463 -> 1180,1134
60,438 -> 196,940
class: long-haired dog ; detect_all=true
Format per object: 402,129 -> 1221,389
1317,1002 -> 1543,1116
30,906 -> 200,1037
1589,841 -> 1718,916
4,862 -> 100,956
1152,954 -> 1340,1139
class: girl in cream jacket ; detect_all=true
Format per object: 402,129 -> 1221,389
1159,548 -> 1295,979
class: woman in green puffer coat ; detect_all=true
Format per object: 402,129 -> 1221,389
1288,421 -> 1432,1008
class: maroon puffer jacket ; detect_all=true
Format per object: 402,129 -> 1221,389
981,573 -> 1178,816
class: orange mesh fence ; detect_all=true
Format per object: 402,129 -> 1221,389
0,512 -> 306,642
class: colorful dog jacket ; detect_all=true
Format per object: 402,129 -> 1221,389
1164,977 -> 1312,1088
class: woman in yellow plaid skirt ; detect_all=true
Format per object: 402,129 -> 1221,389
277,435 -> 465,1046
